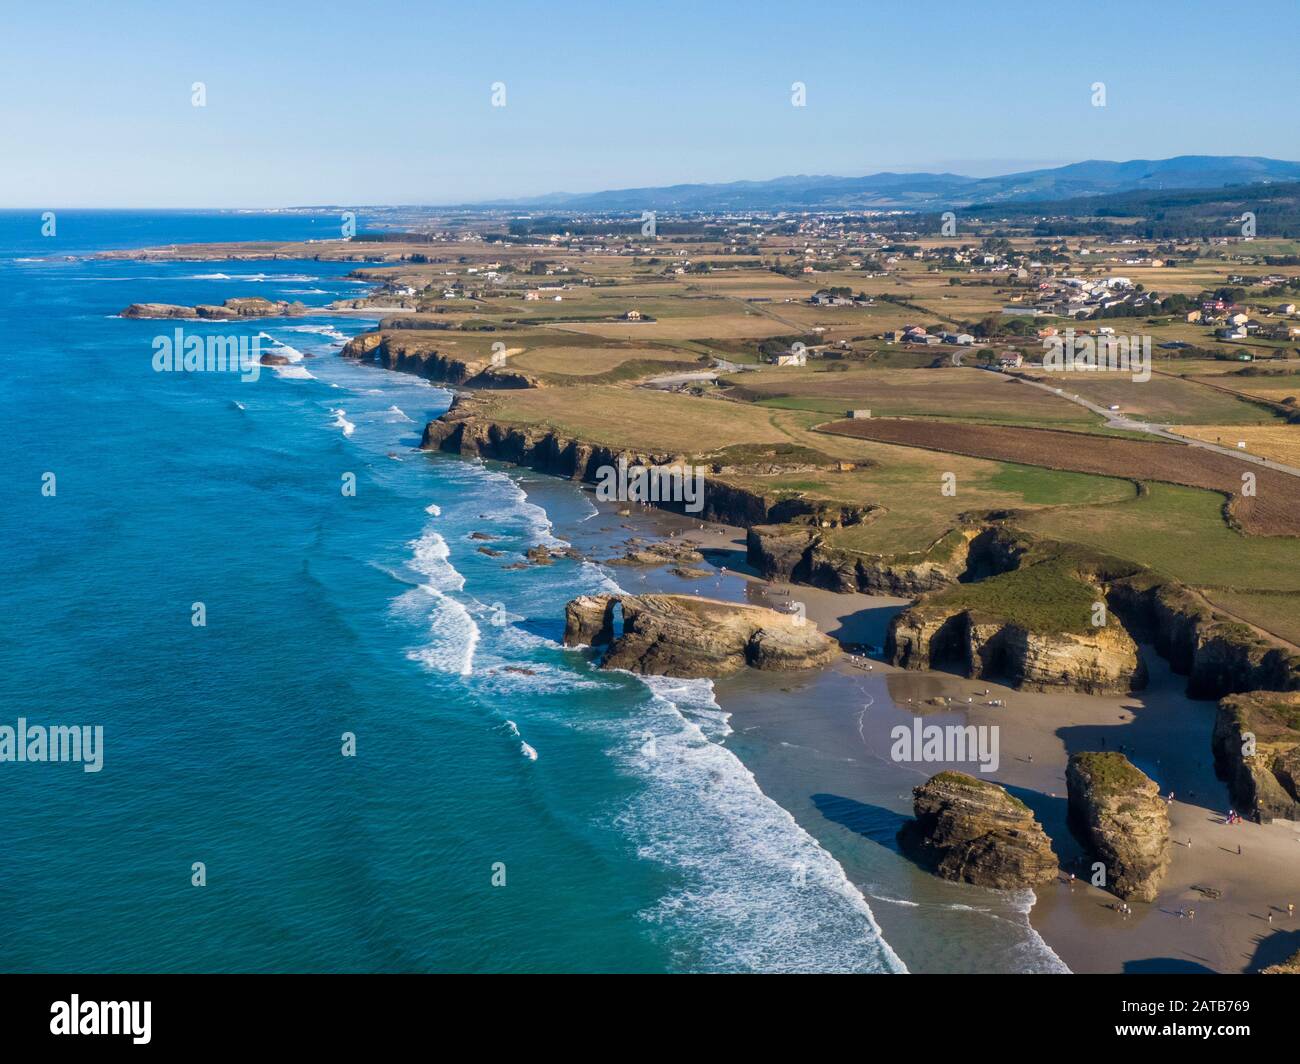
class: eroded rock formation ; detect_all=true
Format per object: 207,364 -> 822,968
121,297 -> 305,319
897,772 -> 1058,889
888,603 -> 1145,695
1212,690 -> 1300,822
1066,752 -> 1170,902
562,593 -> 836,678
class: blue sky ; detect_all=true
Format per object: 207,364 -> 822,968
4,0 -> 1298,207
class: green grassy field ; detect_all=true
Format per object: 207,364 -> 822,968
1016,482 -> 1300,592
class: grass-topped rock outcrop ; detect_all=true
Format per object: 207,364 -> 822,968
1212,690 -> 1300,821
563,593 -> 837,678
887,540 -> 1147,694
1066,752 -> 1170,902
897,771 -> 1058,889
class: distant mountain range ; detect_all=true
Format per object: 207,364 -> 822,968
474,157 -> 1300,213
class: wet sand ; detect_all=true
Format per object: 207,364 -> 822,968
537,485 -> 1300,973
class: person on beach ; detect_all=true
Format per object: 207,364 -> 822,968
1289,903 -> 1295,918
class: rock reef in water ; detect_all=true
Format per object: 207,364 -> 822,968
121,297 -> 306,319
1066,752 -> 1170,902
562,593 -> 837,678
897,771 -> 1058,889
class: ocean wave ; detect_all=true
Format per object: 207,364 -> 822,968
256,333 -> 305,362
271,364 -> 314,380
397,528 -> 478,677
285,323 -> 348,343
329,408 -> 356,437
611,675 -> 907,974
501,720 -> 538,761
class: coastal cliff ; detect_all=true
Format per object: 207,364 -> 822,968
888,602 -> 1145,695
1066,752 -> 1170,902
423,398 -> 836,528
562,593 -> 837,678
344,331 -> 540,389
1108,573 -> 1300,700
1212,691 -> 1300,821
898,772 -> 1058,888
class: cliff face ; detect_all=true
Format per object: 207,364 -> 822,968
424,403 -> 785,528
562,593 -> 837,678
746,526 -> 972,595
897,772 -> 1058,889
344,331 -> 540,389
1212,691 -> 1300,822
887,603 -> 1145,695
748,523 -> 1030,598
1066,752 -> 1170,902
1109,575 -> 1300,700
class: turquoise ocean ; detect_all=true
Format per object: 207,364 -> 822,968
0,211 -> 923,972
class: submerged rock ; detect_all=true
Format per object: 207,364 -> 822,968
1066,752 -> 1170,902
898,771 -> 1058,889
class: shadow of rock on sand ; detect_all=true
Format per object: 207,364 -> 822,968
812,794 -> 907,854
1003,784 -> 1079,868
697,545 -> 754,574
1123,957 -> 1217,974
820,603 -> 907,648
1247,928 -> 1300,972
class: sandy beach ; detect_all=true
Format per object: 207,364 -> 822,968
542,486 -> 1300,973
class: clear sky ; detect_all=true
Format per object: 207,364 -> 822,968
4,0 -> 1298,207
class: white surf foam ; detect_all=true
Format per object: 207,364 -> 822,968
329,407 -> 356,437
285,323 -> 348,343
398,528 -> 478,677
272,364 -> 314,380
604,674 -> 908,974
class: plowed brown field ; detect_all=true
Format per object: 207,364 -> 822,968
821,418 -> 1300,536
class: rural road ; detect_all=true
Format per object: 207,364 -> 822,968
1011,371 -> 1300,479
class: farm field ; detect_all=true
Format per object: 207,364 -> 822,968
471,387 -> 1137,554
820,416 -> 1300,535
1199,590 -> 1300,648
1171,423 -> 1300,467
509,343 -> 699,380
1016,483 -> 1300,593
726,365 -> 1100,428
1028,368 -> 1278,424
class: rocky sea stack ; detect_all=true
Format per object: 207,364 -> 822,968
1066,752 -> 1170,902
897,771 -> 1058,889
563,593 -> 837,678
